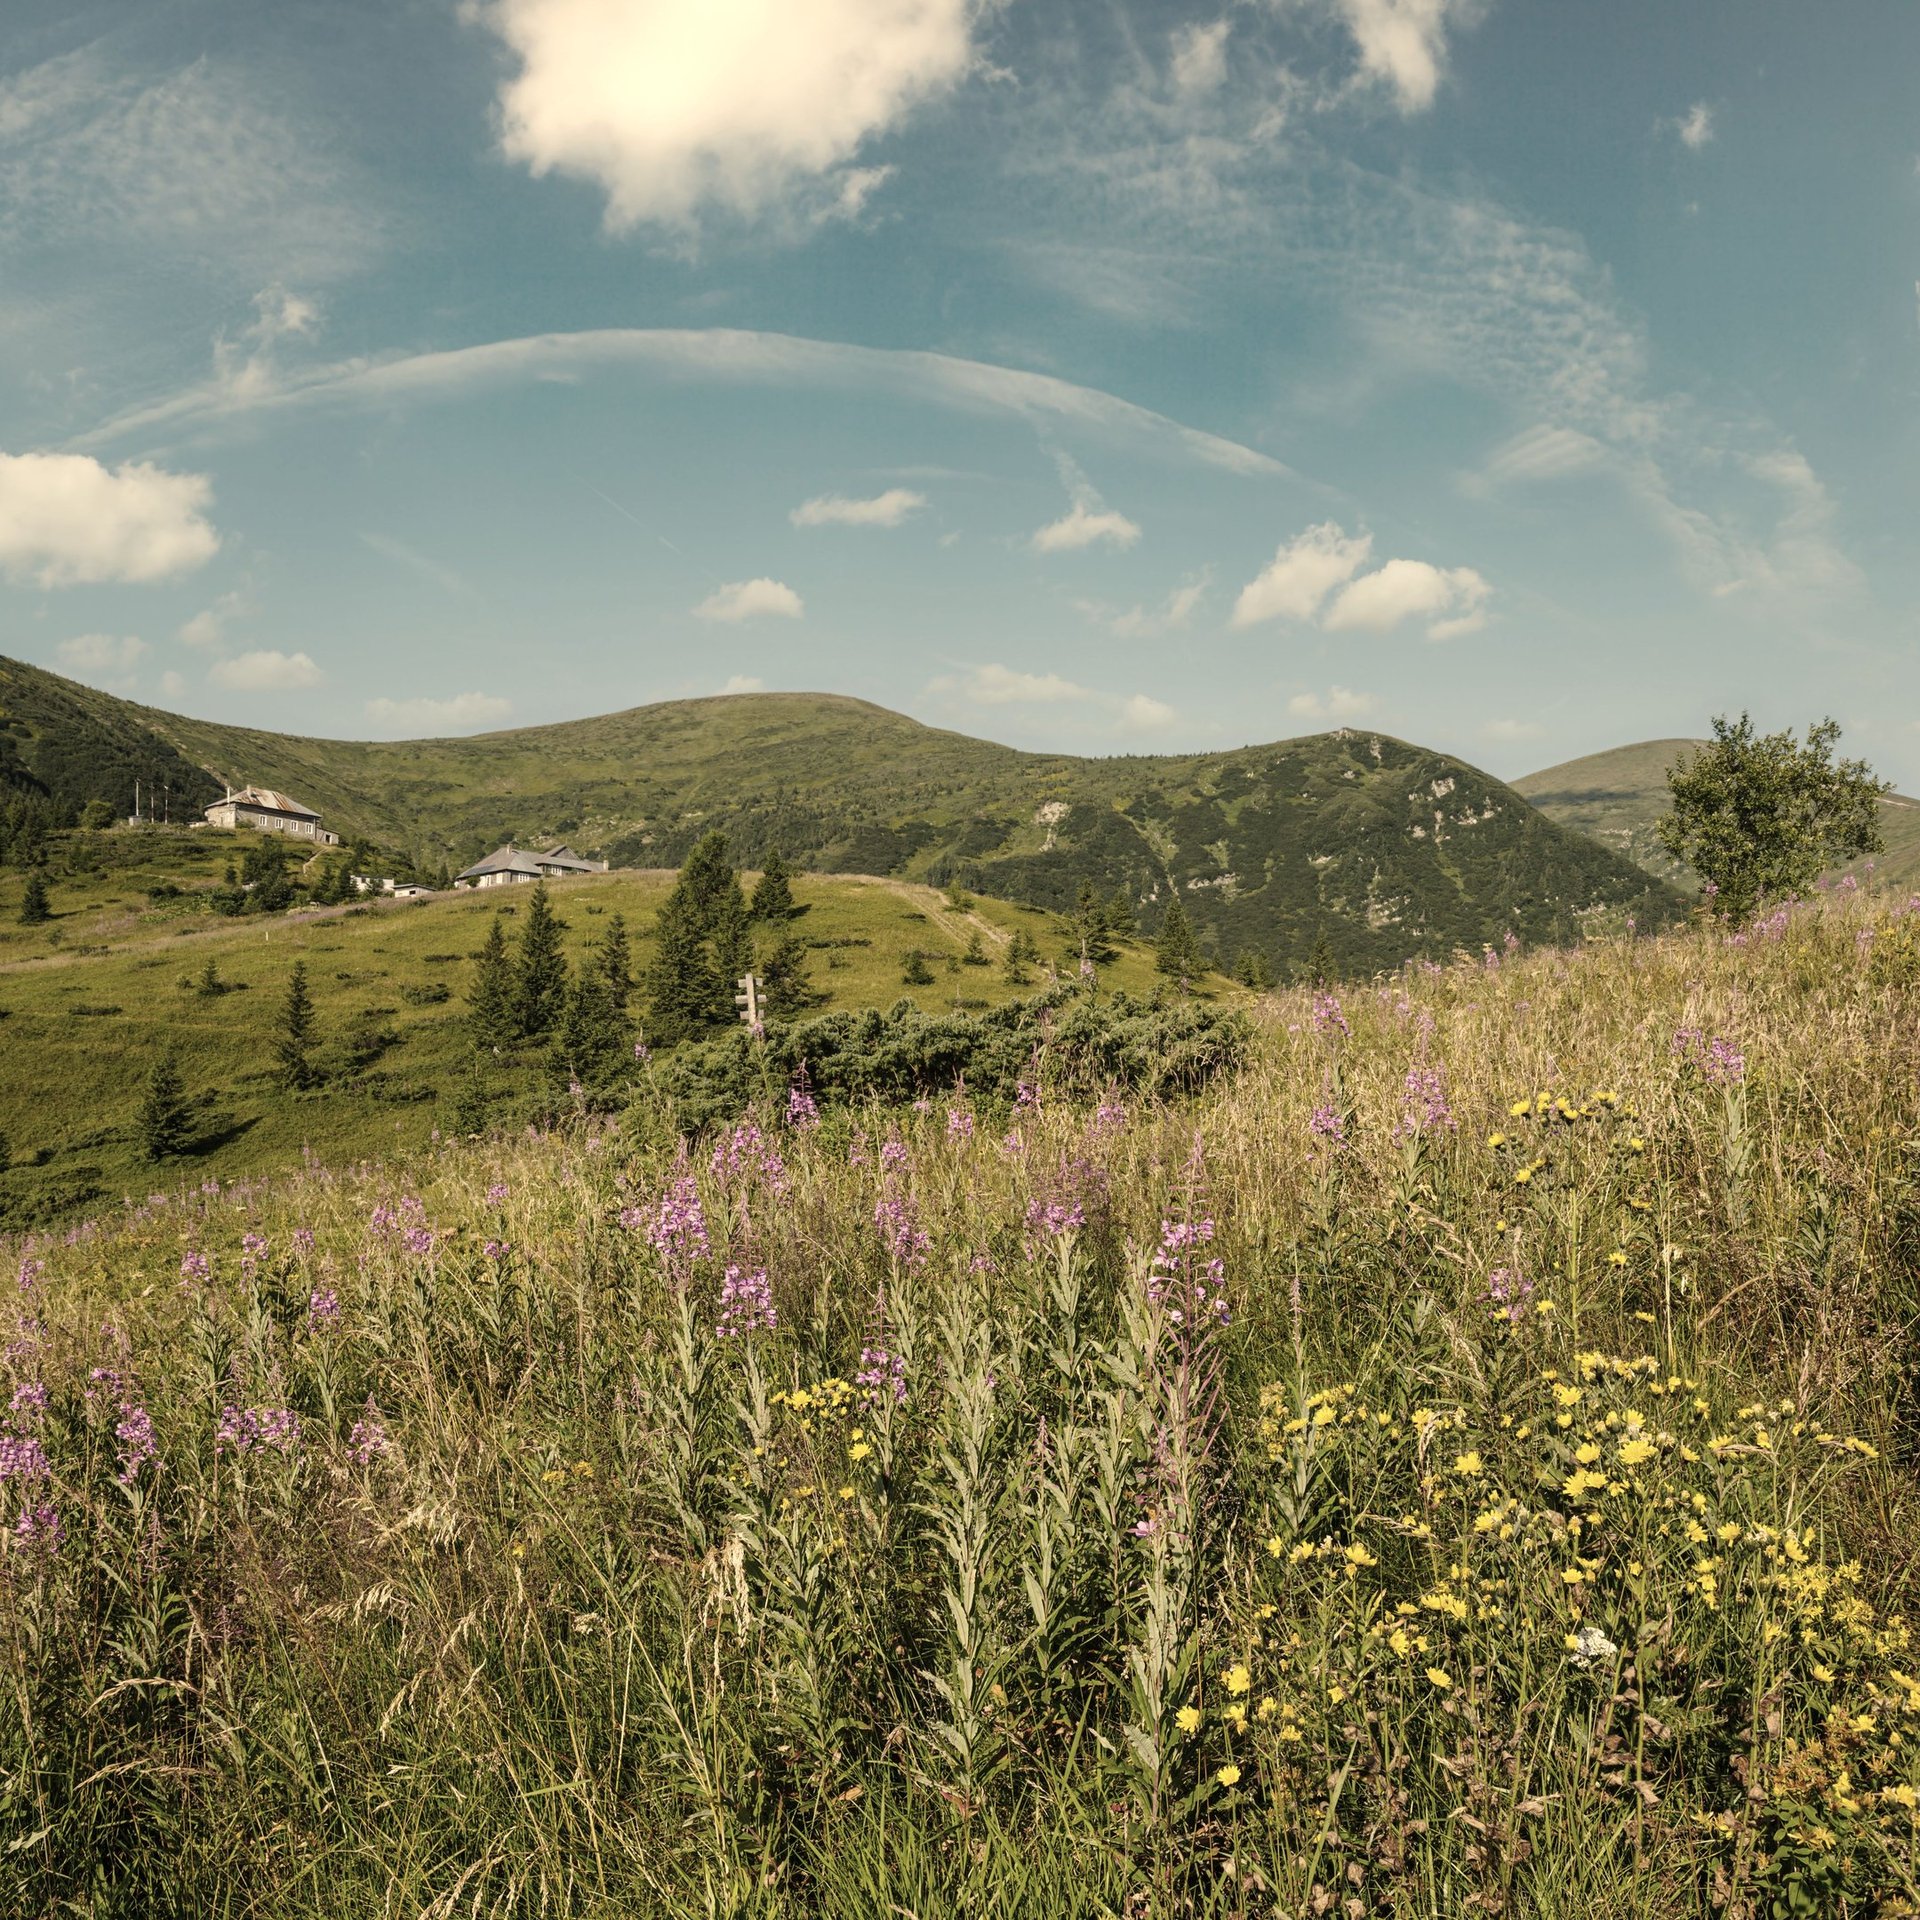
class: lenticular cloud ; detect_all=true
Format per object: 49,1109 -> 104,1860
478,0 -> 981,229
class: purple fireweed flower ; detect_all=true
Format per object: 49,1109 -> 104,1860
643,1173 -> 710,1268
485,1183 -> 510,1205
179,1249 -> 211,1287
216,1405 -> 301,1455
1089,1098 -> 1128,1135
1400,1064 -> 1456,1135
0,1432 -> 49,1481
307,1287 -> 340,1328
912,1097 -> 933,1115
483,1238 -> 510,1261
240,1233 -> 268,1267
945,1107 -> 975,1142
633,1037 -> 652,1063
1000,1128 -> 1026,1158
401,1226 -> 435,1257
1147,1217 -> 1229,1328
9,1382 -> 48,1421
878,1137 -> 909,1173
712,1120 -> 790,1194
1308,1104 -> 1346,1147
15,1257 -> 43,1293
786,1085 -> 820,1130
1702,1037 -> 1745,1085
1310,992 -> 1350,1039
715,1264 -> 777,1337
1014,1079 -> 1041,1113
873,1187 -> 931,1266
1487,1267 -> 1535,1324
13,1502 -> 60,1556
292,1227 -> 315,1255
968,1252 -> 997,1275
348,1402 -> 389,1464
856,1346 -> 907,1406
114,1405 -> 157,1485
1025,1197 -> 1086,1239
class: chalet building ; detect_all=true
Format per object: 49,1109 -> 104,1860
204,787 -> 339,846
453,844 -> 609,890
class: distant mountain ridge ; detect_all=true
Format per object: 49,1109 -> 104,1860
0,655 -> 1683,972
1517,739 -> 1920,895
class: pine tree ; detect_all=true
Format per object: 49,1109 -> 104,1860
750,849 -> 796,921
1104,886 -> 1136,942
1156,895 -> 1202,980
1003,927 -> 1040,986
551,962 -> 630,1101
512,882 -> 569,1039
275,962 -> 319,1090
961,929 -> 990,967
594,912 -> 634,1008
138,1055 -> 194,1160
1072,883 -> 1116,966
18,871 -> 49,925
758,930 -> 822,1019
196,957 -> 225,999
902,949 -> 935,986
711,883 -> 754,995
680,830 -> 747,930
1307,927 -> 1338,988
468,913 -> 514,1044
644,889 -> 723,1046
1233,947 -> 1271,990
447,1049 -> 492,1136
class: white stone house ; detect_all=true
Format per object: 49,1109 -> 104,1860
453,844 -> 608,889
204,787 -> 339,846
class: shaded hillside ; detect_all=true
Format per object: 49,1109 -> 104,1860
1517,739 -> 1920,895
0,658 -> 222,820
0,655 -> 1684,973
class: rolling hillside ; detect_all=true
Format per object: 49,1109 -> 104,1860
1,654 -> 1683,972
1517,739 -> 1920,894
0,843 -> 1195,1227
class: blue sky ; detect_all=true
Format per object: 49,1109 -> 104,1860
1,0 -> 1916,786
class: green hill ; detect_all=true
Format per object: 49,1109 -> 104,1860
1,654 -> 1683,973
1516,739 -> 1920,894
0,841 -> 1194,1227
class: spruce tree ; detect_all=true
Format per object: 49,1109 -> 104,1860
552,958 -> 631,1100
902,949 -> 935,986
512,882 -> 569,1039
643,889 -> 722,1046
759,930 -> 821,1018
1233,948 -> 1271,990
1073,883 -> 1116,966
1003,927 -> 1039,986
275,962 -> 319,1090
138,1055 -> 194,1160
1307,927 -> 1338,988
679,831 -> 747,930
711,884 -> 754,996
750,849 -> 796,921
447,1049 -> 492,1136
1156,895 -> 1202,980
468,913 -> 514,1044
594,912 -> 634,1008
1104,886 -> 1136,942
18,871 -> 49,925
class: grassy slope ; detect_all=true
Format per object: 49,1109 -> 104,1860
4,891 -> 1917,1914
0,829 -> 1204,1224
1,655 -> 1684,974
1518,738 -> 1920,892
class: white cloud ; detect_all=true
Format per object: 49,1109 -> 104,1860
1096,572 -> 1210,638
55,633 -> 147,684
1323,557 -> 1491,638
1031,501 -> 1142,553
0,452 -> 218,587
718,674 -> 767,694
694,577 -> 804,622
1170,21 -> 1231,100
364,692 -> 513,735
1483,717 -> 1544,742
790,487 -> 925,528
159,669 -> 186,702
1337,0 -> 1479,114
210,649 -> 323,692
927,662 -> 1180,735
1231,522 -> 1372,628
1675,102 -> 1714,149
178,590 -> 249,649
473,0 -> 981,230
1470,423 -> 1606,490
1287,685 -> 1375,722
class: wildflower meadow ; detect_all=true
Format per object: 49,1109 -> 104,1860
3,886 -> 1920,1917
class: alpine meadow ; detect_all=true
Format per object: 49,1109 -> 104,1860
4,2 -> 1920,1916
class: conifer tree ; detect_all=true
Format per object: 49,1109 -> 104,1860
18,871 -> 49,925
1073,882 -> 1116,967
759,930 -> 821,1018
902,949 -> 935,986
552,956 -> 631,1100
468,914 -> 514,1045
275,962 -> 319,1090
1156,895 -> 1202,980
138,1054 -> 194,1160
711,883 -> 754,995
750,849 -> 796,921
1003,926 -> 1040,986
680,830 -> 748,930
594,912 -> 634,1008
447,1049 -> 492,1136
1104,886 -> 1136,942
512,882 -> 569,1039
1307,927 -> 1338,988
1233,947 -> 1271,990
643,889 -> 723,1046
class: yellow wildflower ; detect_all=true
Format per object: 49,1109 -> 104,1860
1223,1663 -> 1251,1696
1425,1667 -> 1453,1690
1175,1705 -> 1202,1735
